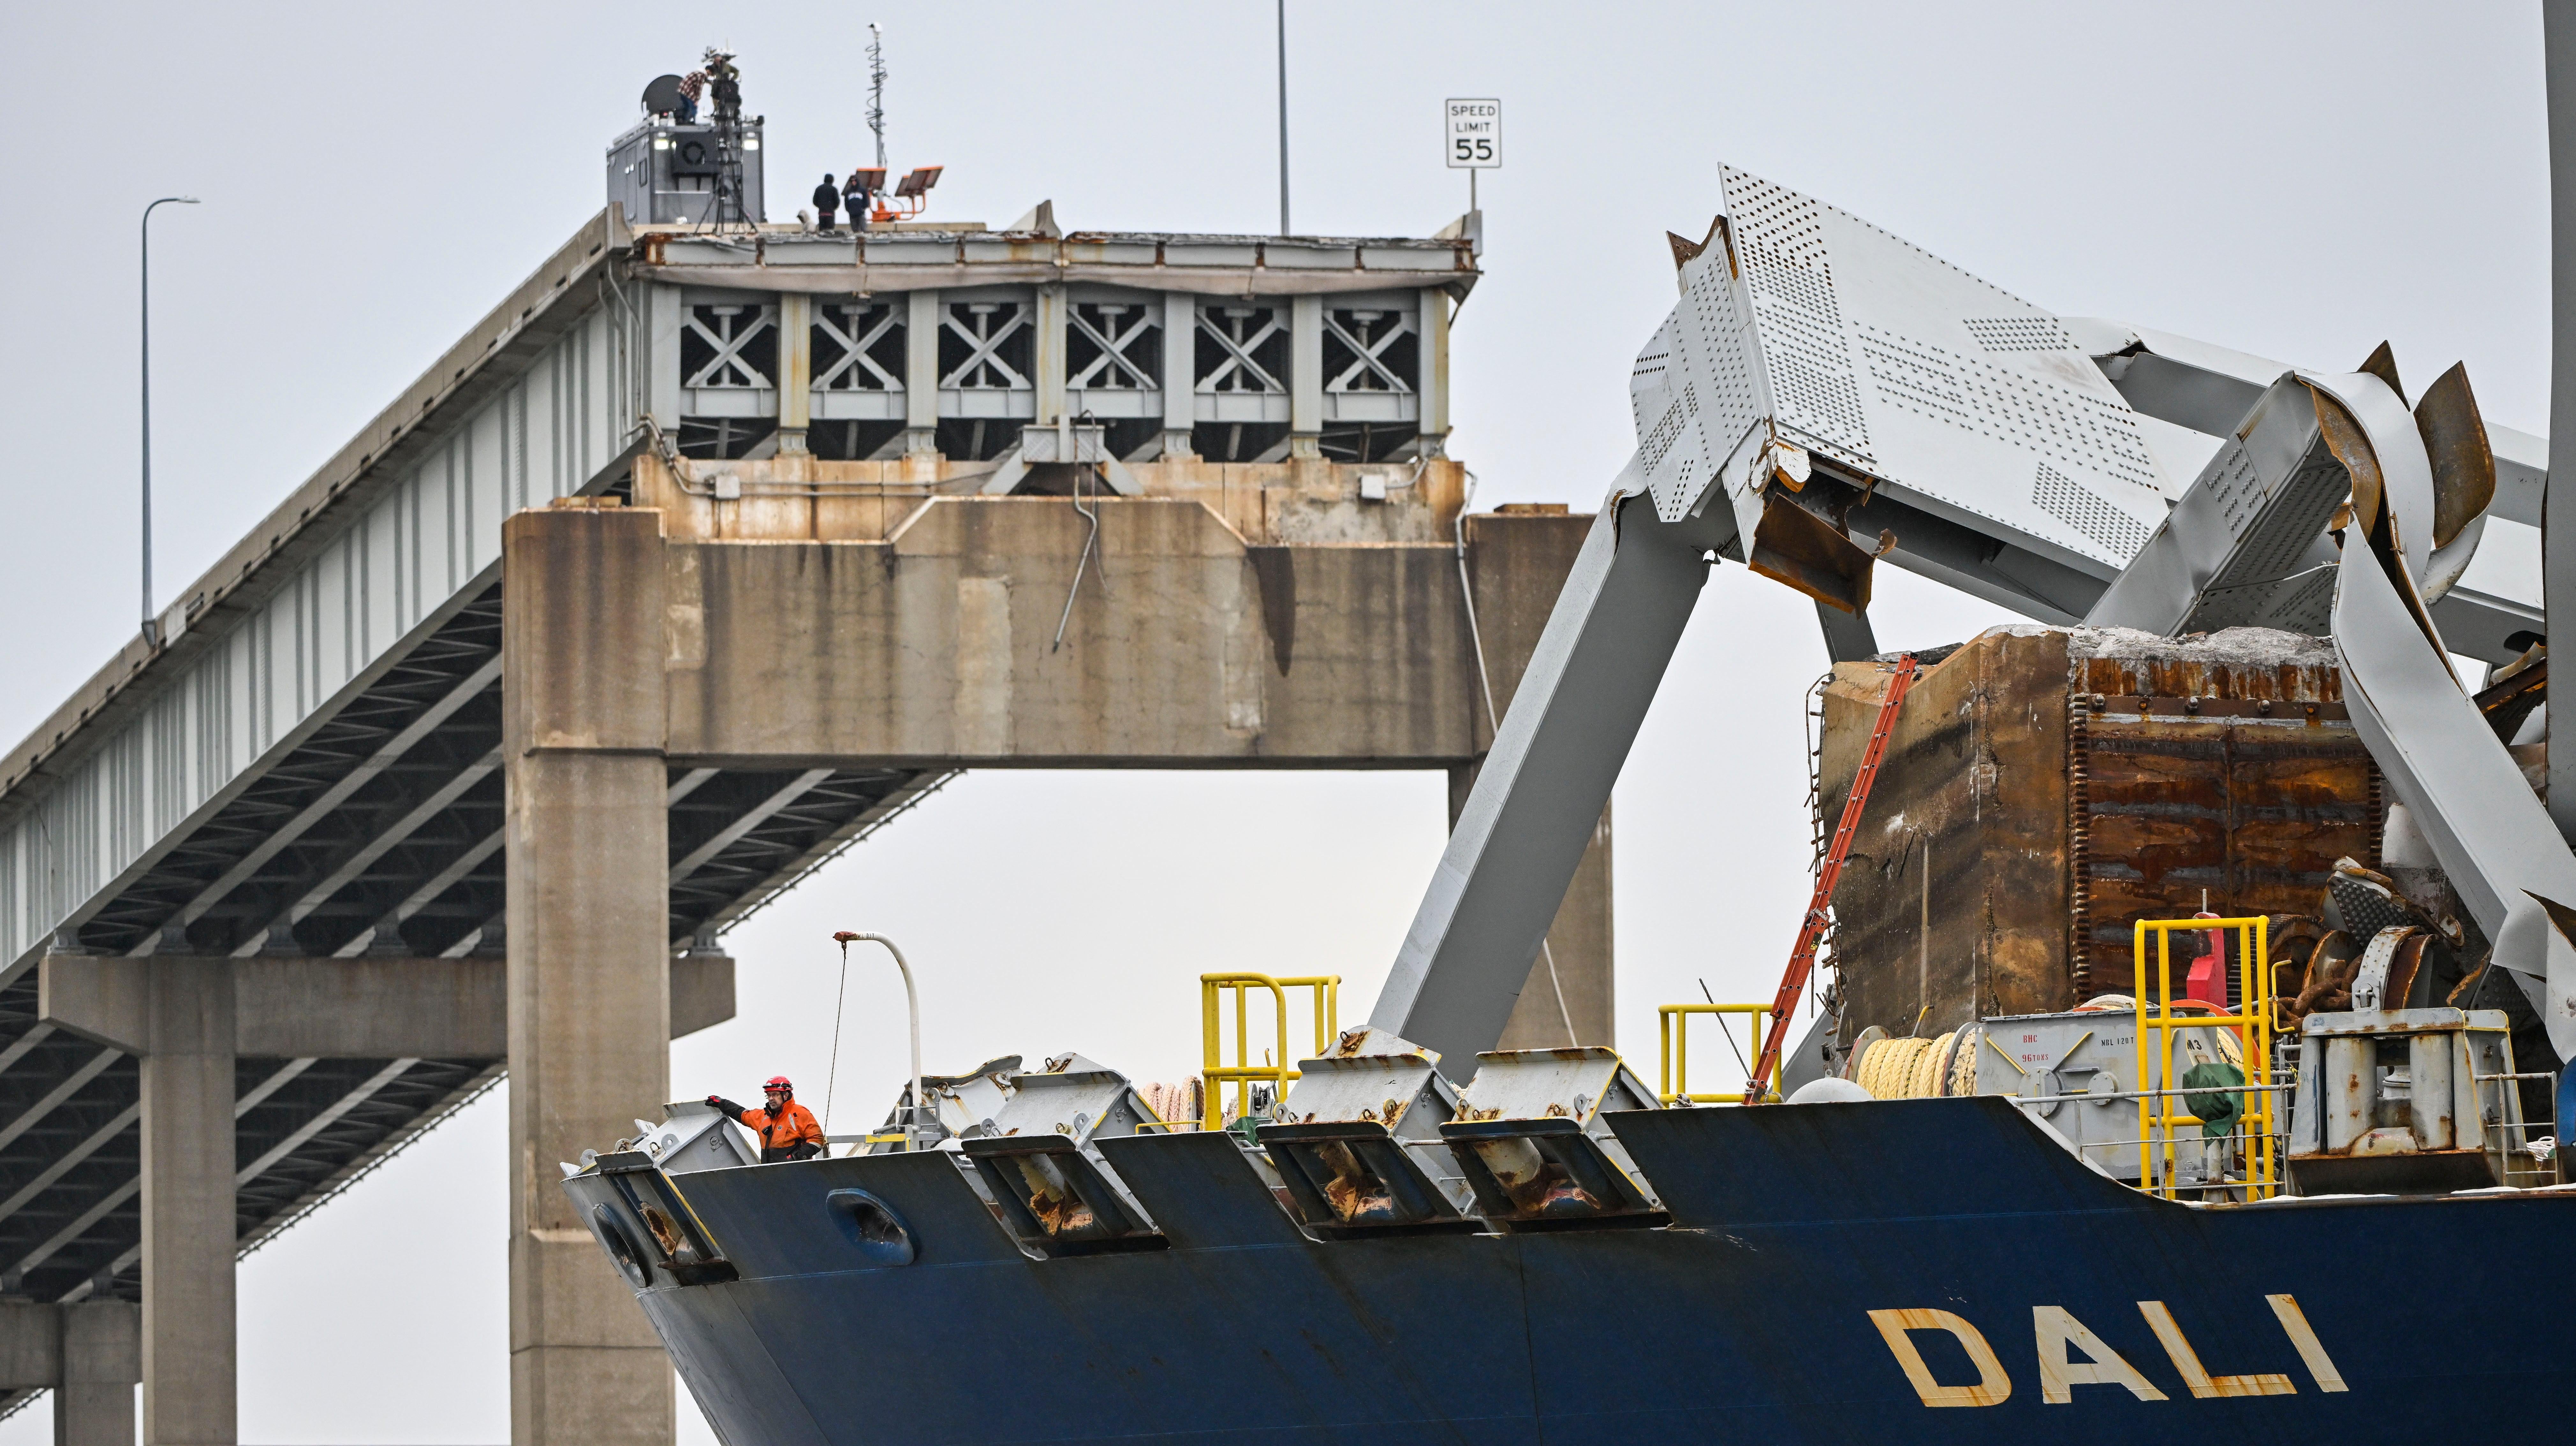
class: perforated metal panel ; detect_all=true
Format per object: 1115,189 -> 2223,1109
2031,463 -> 2149,556
1635,242 -> 1766,525
1727,172 -> 1873,468
1650,166 -> 2172,572
2172,434 -> 2352,635
1961,315 -> 2078,352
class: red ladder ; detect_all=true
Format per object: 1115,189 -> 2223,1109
1746,653 -> 1919,1100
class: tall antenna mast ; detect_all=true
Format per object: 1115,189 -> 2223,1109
867,23 -> 888,168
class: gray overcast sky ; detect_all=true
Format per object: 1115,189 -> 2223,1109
0,3 -> 2550,1440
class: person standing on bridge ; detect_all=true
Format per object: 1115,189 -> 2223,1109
812,174 -> 841,232
707,1076 -> 826,1162
843,170 -> 873,232
705,47 -> 742,124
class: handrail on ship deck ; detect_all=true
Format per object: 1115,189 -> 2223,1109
1200,973 -> 1339,1134
2134,915 -> 2275,1201
1658,1003 -> 1777,1104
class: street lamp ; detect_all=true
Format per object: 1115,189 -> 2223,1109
141,195 -> 200,645
830,931 -> 926,1150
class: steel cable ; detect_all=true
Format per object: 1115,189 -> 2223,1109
825,936 -> 853,1137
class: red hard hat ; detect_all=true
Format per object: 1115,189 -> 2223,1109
764,1076 -> 792,1091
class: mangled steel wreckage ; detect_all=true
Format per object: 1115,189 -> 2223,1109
568,159 -> 2576,1441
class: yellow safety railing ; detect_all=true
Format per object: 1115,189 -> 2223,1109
1658,1003 -> 1778,1104
2134,916 -> 2275,1201
1200,973 -> 1338,1134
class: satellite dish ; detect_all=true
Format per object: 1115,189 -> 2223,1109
642,74 -> 688,116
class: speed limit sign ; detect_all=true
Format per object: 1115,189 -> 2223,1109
1445,98 -> 1500,168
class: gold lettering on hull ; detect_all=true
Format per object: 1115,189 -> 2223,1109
2139,1301 -> 2295,1397
2034,1306 -> 2168,1402
2266,1293 -> 2350,1392
1868,1293 -> 2350,1406
1865,1310 -> 2012,1407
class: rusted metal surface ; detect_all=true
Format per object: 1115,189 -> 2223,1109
1822,631 -> 2071,1042
1438,1116 -> 1668,1229
633,449 -> 1472,550
1448,1047 -> 1655,1126
2075,694 -> 2347,721
2069,636 -> 2374,998
1274,1028 -> 1456,1139
1754,652 -> 1917,1093
957,1132 -> 1166,1254
2311,383 -> 2387,544
1822,628 -> 2381,1039
1746,491 -> 1875,614
629,228 -> 1481,300
2078,723 -> 2377,996
2416,361 -> 2498,548
2472,651 -> 2546,741
2068,706 -> 2095,998
1256,1120 -> 1481,1237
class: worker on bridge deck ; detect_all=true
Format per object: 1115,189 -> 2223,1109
707,1076 -> 826,1162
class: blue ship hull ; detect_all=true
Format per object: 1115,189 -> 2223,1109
568,1098 -> 2573,1444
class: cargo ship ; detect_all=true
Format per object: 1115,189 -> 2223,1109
566,147 -> 2576,1442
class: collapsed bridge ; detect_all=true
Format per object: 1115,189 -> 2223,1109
0,195 -> 1619,1445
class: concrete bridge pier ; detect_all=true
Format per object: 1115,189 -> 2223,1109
502,507 -> 676,1446
30,959 -> 236,1445
0,1301 -> 140,1446
137,961 -> 236,1446
34,936 -> 731,1443
501,485 -> 1611,1444
55,1302 -> 141,1446
1460,510 -> 1616,1050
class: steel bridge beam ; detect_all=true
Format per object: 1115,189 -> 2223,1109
1373,480 -> 1722,1075
235,750 -> 505,957
668,770 -> 833,883
159,659 -> 503,940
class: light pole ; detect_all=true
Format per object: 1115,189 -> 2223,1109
141,195 -> 200,645
830,930 -> 926,1149
1275,0 -> 1291,235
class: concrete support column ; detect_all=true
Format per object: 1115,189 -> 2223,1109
773,293 -> 811,454
1160,292 -> 1196,459
1289,294 -> 1323,459
1033,284 -> 1067,427
1457,509 -> 1615,1049
904,290 -> 942,456
139,958 -> 234,1446
58,1302 -> 140,1446
504,505 -> 674,1446
1417,287 -> 1450,460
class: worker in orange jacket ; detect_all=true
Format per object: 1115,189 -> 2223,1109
706,1076 -> 827,1162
